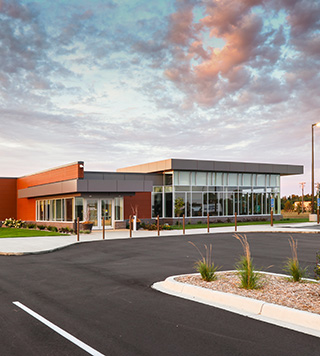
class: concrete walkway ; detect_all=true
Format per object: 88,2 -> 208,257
0,222 -> 320,255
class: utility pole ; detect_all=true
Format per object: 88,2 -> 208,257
299,182 -> 306,213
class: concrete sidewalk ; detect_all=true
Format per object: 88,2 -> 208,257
0,222 -> 320,255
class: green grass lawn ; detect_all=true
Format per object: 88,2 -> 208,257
172,218 -> 310,230
0,228 -> 65,238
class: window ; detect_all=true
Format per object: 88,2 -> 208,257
66,198 -> 73,222
216,173 -> 222,186
243,174 -> 251,186
196,172 -> 207,186
192,193 -> 202,216
75,197 -> 83,221
179,172 -> 190,185
228,173 -> 238,186
115,197 -> 124,220
152,193 -> 163,218
257,174 -> 265,186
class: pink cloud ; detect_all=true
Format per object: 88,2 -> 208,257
164,0 -> 320,108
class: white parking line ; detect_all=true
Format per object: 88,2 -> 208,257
13,301 -> 105,356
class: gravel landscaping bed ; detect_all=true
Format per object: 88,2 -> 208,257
176,272 -> 320,315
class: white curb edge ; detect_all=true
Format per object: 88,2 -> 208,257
152,272 -> 320,338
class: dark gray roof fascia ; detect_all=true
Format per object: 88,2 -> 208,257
171,159 -> 303,176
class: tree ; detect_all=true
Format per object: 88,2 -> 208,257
174,197 -> 185,217
284,200 -> 293,212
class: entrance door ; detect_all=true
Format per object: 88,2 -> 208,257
87,199 -> 98,227
85,199 -> 113,229
101,199 -> 113,228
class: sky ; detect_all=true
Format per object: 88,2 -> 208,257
0,0 -> 319,197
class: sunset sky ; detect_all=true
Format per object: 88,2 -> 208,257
0,0 -> 319,197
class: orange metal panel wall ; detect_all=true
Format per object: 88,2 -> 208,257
0,178 -> 17,220
124,192 -> 151,219
17,163 -> 83,221
17,163 -> 83,190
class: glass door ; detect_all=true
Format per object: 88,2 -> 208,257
101,199 -> 113,228
86,199 -> 98,227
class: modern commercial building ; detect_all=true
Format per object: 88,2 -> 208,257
0,159 -> 303,229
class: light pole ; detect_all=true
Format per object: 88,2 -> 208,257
299,182 -> 306,213
312,123 -> 320,214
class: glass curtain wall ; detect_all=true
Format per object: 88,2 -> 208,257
152,171 -> 281,218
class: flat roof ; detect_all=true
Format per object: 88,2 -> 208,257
117,158 -> 303,176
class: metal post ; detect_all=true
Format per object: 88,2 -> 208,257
157,215 -> 160,236
183,214 -> 185,235
207,213 -> 209,233
317,190 -> 320,224
77,217 -> 80,242
235,212 -> 237,232
129,215 -> 132,238
271,209 -> 273,227
102,217 -> 105,240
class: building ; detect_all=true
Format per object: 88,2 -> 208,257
0,159 -> 303,229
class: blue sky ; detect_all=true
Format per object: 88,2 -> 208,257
0,0 -> 319,197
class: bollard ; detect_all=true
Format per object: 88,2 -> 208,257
157,215 -> 160,236
318,209 -> 319,224
235,212 -> 237,232
183,214 -> 185,235
207,213 -> 210,233
129,215 -> 132,238
102,217 -> 105,240
271,209 -> 273,227
77,217 -> 80,242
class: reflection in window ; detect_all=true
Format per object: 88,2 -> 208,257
192,193 -> 202,216
152,193 -> 162,217
174,193 -> 185,217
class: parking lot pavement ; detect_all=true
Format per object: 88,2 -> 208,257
0,222 -> 320,254
1,232 -> 320,356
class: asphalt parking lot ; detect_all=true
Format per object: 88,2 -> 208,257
0,232 -> 320,355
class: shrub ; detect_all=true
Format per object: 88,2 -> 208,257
47,226 -> 58,232
162,223 -> 173,230
314,251 -> 320,280
234,234 -> 261,289
283,236 -> 308,282
189,242 -> 219,282
26,223 -> 36,229
37,225 -> 46,230
3,218 -> 25,228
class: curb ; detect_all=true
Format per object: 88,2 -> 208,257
152,273 -> 320,338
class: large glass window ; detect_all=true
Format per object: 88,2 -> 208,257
165,174 -> 172,186
56,199 -> 62,221
75,197 -> 83,221
208,192 -> 219,216
164,192 -> 173,217
253,193 -> 262,214
229,174 -> 238,186
216,173 -> 222,186
196,172 -> 207,186
66,198 -> 73,222
179,172 -> 190,185
174,193 -> 185,217
152,193 -> 162,217
171,169 -> 279,218
115,198 -> 124,220
257,174 -> 265,186
192,193 -> 202,216
243,174 -> 251,186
